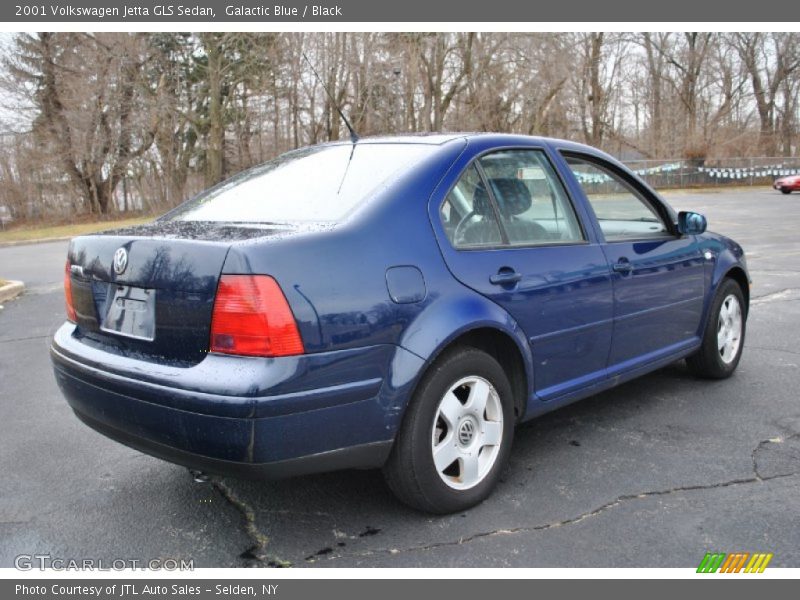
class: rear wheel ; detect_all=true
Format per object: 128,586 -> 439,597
686,278 -> 746,379
383,346 -> 515,514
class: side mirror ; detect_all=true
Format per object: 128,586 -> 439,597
677,211 -> 707,235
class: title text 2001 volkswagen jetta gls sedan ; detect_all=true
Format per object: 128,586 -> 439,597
51,134 -> 749,513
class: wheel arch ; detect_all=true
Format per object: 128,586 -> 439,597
437,327 -> 529,422
722,266 -> 750,317
697,256 -> 751,342
398,302 -> 533,426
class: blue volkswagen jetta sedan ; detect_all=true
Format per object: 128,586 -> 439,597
51,134 -> 749,513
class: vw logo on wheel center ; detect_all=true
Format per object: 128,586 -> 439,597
458,419 -> 475,446
113,247 -> 128,275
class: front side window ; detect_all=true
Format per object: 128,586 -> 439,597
169,143 -> 436,224
563,155 -> 670,241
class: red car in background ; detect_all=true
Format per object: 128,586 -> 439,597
774,175 -> 800,194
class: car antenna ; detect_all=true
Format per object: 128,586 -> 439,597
302,52 -> 359,144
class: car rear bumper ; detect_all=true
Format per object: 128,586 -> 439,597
49,323 -> 414,478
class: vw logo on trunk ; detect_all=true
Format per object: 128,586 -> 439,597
113,247 -> 128,275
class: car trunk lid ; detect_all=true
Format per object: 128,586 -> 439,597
66,220 -> 298,365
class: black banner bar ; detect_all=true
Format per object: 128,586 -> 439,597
2,579 -> 796,600
3,0 -> 799,23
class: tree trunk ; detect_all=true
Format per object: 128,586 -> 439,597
205,36 -> 225,187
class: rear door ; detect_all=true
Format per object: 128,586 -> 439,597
436,147 -> 613,401
560,152 -> 706,370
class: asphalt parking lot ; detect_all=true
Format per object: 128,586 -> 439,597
1,187 -> 799,569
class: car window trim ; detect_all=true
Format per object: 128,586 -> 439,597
440,145 -> 590,252
602,232 -> 678,244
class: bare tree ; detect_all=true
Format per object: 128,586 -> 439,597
5,33 -> 160,214
734,32 -> 800,155
572,33 -> 628,147
2,31 -> 799,222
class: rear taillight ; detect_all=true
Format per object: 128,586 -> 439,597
64,261 -> 77,322
210,275 -> 304,357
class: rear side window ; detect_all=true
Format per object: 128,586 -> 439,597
440,165 -> 503,248
478,150 -> 584,246
170,144 -> 435,223
440,149 -> 584,249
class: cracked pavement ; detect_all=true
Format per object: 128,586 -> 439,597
1,188 -> 799,568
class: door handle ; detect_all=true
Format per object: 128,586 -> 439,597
490,270 -> 523,285
612,260 -> 633,274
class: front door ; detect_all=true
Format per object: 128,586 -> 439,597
437,148 -> 614,401
561,153 -> 706,371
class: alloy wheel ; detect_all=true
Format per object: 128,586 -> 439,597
430,376 -> 504,490
717,294 -> 743,364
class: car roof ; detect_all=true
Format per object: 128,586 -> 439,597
316,133 -> 623,183
325,132 -> 603,154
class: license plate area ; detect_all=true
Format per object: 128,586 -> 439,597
100,285 -> 156,341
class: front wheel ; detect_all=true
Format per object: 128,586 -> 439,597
383,346 -> 515,514
781,187 -> 791,194
686,278 -> 746,379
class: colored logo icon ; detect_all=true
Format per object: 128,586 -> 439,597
697,552 -> 773,573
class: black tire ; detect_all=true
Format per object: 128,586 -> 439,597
686,278 -> 746,379
781,187 -> 791,194
383,346 -> 515,514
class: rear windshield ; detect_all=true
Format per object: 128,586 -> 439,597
169,143 -> 435,224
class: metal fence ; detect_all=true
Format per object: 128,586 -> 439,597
622,157 -> 800,189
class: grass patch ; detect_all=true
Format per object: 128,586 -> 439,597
0,215 -> 154,244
